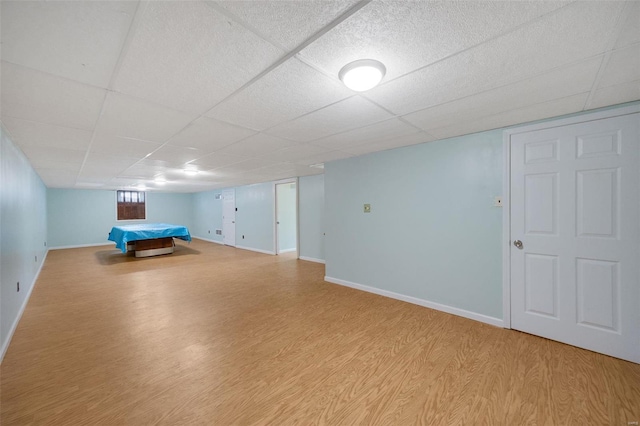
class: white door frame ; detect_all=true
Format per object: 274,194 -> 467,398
502,103 -> 640,329
272,178 -> 299,256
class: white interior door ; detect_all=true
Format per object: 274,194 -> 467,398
222,189 -> 235,247
276,182 -> 297,254
510,113 -> 639,363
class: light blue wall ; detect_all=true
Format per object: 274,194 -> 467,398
299,174 -> 324,261
276,182 -> 297,252
191,189 -> 224,243
1,125 -> 48,359
325,130 -> 503,319
235,182 -> 274,253
47,189 -> 193,248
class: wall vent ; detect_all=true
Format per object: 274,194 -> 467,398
215,229 -> 222,235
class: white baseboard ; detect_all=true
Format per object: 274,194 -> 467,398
235,245 -> 276,255
49,242 -> 114,250
299,256 -> 325,264
192,236 -> 224,245
1,250 -> 49,363
324,276 -> 504,328
278,248 -> 297,254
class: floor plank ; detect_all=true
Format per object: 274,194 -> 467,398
1,239 -> 638,425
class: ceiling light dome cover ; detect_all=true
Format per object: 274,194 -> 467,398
339,59 -> 386,92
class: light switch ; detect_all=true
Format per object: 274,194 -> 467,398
364,204 -> 371,213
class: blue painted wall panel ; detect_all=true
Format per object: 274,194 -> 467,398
191,190 -> 224,243
325,130 -> 503,319
1,125 -> 48,357
47,189 -> 193,248
299,175 -> 324,261
235,182 -> 274,253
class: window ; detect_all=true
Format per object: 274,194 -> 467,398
117,190 -> 146,220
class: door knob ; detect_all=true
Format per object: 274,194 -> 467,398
513,240 -> 523,249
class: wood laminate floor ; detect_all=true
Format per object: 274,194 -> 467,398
1,239 -> 638,425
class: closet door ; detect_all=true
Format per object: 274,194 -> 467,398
510,113 -> 639,363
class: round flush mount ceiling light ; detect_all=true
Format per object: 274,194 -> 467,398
338,59 -> 386,92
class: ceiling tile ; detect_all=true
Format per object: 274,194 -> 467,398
78,173 -> 122,186
311,118 -> 421,150
430,93 -> 589,140
90,133 -> 162,159
36,168 -> 79,181
260,143 -> 332,162
120,164 -> 209,185
292,150 -> 353,166
190,152 -> 246,170
206,58 -> 352,130
95,92 -> 196,142
106,177 -> 147,188
252,161 -> 298,174
2,117 -> 93,151
341,132 -> 435,157
166,117 -> 256,152
402,56 -> 602,132
34,161 -> 82,173
38,175 -> 78,189
299,0 -> 569,81
136,158 -> 178,169
366,1 -> 623,115
266,96 -> 393,142
214,133 -> 299,157
112,1 -> 283,115
182,170 -> 224,182
1,62 -> 106,130
1,1 -> 136,88
82,152 -> 140,172
20,146 -> 86,170
74,181 -> 108,189
588,80 -> 640,109
216,0 -> 360,50
598,44 -> 640,89
121,164 -> 170,179
214,158 -> 279,174
146,145 -> 206,167
297,169 -> 325,178
614,2 -> 640,49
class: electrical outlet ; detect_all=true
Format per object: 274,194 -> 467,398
494,196 -> 503,207
242,235 -> 245,239
208,230 -> 211,234
364,204 -> 371,213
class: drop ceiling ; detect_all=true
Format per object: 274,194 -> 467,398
1,0 -> 638,192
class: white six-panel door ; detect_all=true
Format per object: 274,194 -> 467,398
510,113 -> 639,363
